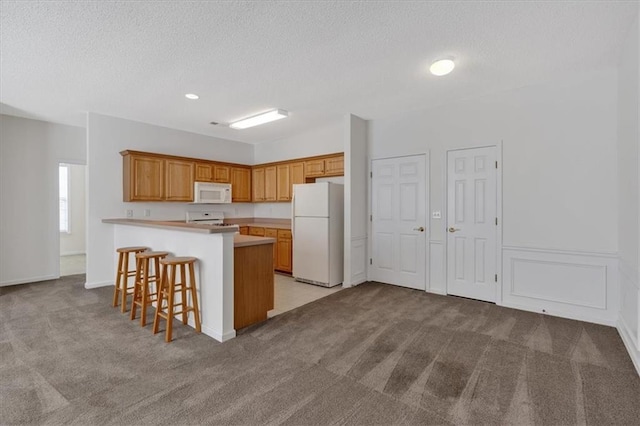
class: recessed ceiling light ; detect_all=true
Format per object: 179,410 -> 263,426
429,58 -> 455,76
185,93 -> 199,100
230,109 -> 288,130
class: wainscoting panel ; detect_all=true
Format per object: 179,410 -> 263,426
350,237 -> 367,286
618,263 -> 640,375
502,246 -> 618,326
428,240 -> 446,294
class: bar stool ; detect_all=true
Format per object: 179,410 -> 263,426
130,251 -> 169,327
112,246 -> 149,312
153,257 -> 201,342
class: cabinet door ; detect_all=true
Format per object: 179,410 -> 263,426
249,227 -> 265,236
290,162 -> 305,198
324,155 -> 344,176
239,226 -> 249,235
231,167 -> 251,202
305,159 -> 325,177
265,228 -> 278,268
276,164 -> 290,201
276,230 -> 293,272
194,163 -> 214,182
165,159 -> 194,201
264,166 -> 277,201
252,168 -> 265,202
129,155 -> 164,201
213,165 -> 231,183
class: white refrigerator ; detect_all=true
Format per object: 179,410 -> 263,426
292,182 -> 344,287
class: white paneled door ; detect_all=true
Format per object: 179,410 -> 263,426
371,155 -> 426,290
446,147 -> 498,302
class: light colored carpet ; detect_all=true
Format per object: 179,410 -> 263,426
1,275 -> 639,425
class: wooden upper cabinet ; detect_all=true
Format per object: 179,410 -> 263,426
264,166 -> 277,201
165,159 -> 194,201
214,165 -> 231,183
231,167 -> 251,202
290,162 -> 305,198
305,159 -> 325,177
324,155 -> 344,176
276,164 -> 290,201
126,154 -> 164,201
194,162 -> 214,182
252,168 -> 265,202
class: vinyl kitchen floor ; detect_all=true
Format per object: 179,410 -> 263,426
59,254 -> 86,276
269,274 -> 343,318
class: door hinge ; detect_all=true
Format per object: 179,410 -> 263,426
495,217 -> 498,226
369,258 -> 372,265
495,161 -> 498,169
370,214 -> 373,221
370,171 -> 373,178
495,274 -> 498,282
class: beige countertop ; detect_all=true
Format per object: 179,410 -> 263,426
233,235 -> 275,247
102,218 -> 239,234
236,222 -> 291,230
103,219 -> 277,247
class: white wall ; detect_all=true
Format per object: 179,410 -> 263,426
368,69 -> 619,325
0,114 -> 86,286
60,164 -> 86,255
86,113 -> 254,288
617,11 -> 640,375
344,114 -> 368,287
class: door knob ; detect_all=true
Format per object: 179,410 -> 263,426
448,227 -> 461,233
413,227 -> 425,232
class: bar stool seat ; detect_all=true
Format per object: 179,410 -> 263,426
130,251 -> 169,326
112,246 -> 149,312
153,256 -> 201,342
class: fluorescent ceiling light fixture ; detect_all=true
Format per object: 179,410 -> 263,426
185,93 -> 199,100
429,59 -> 455,76
230,109 -> 288,129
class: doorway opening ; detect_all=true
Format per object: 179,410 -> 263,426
59,163 -> 87,276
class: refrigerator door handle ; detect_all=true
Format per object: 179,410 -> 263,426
291,192 -> 295,238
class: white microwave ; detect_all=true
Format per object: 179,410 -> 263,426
193,182 -> 232,204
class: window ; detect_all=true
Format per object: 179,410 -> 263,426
59,164 -> 69,233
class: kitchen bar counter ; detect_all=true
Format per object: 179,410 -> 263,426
102,218 -> 238,234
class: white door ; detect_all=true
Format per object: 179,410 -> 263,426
370,155 -> 426,290
446,146 -> 497,302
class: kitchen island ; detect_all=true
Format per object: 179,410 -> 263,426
102,219 -> 275,342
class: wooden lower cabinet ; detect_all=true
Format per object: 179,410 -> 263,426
234,243 -> 274,329
249,226 -> 265,237
275,229 -> 293,273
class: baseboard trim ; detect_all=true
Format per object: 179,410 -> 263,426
0,275 -> 58,287
84,280 -> 112,289
617,317 -> 640,377
501,300 -> 617,327
202,325 -> 236,342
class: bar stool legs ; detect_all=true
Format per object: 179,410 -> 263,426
130,251 -> 169,327
153,257 -> 201,342
112,246 -> 148,313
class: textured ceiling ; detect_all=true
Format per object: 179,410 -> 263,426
1,1 -> 637,144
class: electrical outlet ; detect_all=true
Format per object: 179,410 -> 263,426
144,209 -> 151,217
126,209 -> 133,218
432,211 -> 442,219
